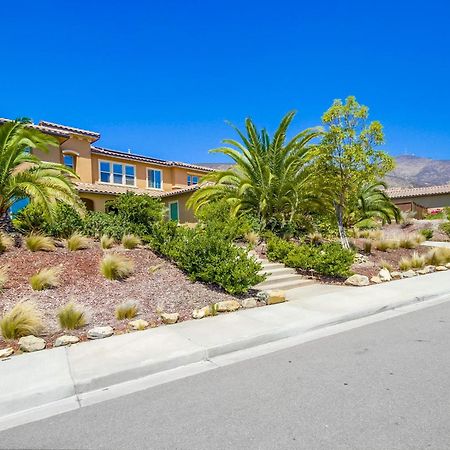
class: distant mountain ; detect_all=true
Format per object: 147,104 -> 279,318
196,156 -> 450,188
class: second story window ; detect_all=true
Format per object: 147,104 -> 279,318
187,175 -> 199,186
99,161 -> 135,186
100,161 -> 111,183
63,154 -> 75,170
148,169 -> 162,189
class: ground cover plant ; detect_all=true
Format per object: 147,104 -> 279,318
0,302 -> 43,340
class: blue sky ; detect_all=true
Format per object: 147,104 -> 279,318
2,0 -> 449,162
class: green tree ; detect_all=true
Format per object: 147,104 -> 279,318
187,112 -> 322,234
313,96 -> 395,247
0,119 -> 82,232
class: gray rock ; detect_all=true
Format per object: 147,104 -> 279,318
129,319 -> 149,330
87,326 -> 114,340
378,268 -> 392,282
19,335 -> 46,352
216,300 -> 240,312
344,274 -> 370,287
160,313 -> 179,324
54,335 -> 80,347
0,347 -> 14,358
256,291 -> 269,302
241,298 -> 258,308
401,270 -> 417,278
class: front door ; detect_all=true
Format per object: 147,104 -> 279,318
169,201 -> 179,222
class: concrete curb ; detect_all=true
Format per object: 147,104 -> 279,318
1,271 -> 450,425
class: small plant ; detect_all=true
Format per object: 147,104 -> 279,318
380,260 -> 393,272
30,267 -> 61,291
0,266 -> 8,290
439,222 -> 450,237
307,232 -> 323,245
409,252 -> 425,269
100,254 -> 134,280
115,301 -> 139,320
420,228 -> 433,240
208,303 -> 219,316
100,235 -> 115,249
399,257 -> 412,271
57,302 -> 87,330
368,230 -> 383,240
362,240 -> 372,254
425,247 -> 450,266
374,239 -> 398,252
398,237 -> 417,249
244,231 -> 259,246
67,233 -> 90,251
0,233 -> 13,252
121,234 -> 141,250
25,234 -> 55,252
148,263 -> 163,274
400,211 -> 416,228
0,301 -> 43,339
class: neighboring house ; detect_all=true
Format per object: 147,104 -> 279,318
387,184 -> 450,217
1,119 -> 212,222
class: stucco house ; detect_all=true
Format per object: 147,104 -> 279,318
1,119 -> 212,222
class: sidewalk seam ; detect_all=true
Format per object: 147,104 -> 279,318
64,346 -> 81,408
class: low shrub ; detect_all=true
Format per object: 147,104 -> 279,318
439,222 -> 450,237
121,234 -> 141,250
0,266 -> 8,290
67,233 -> 90,251
420,228 -> 433,240
306,232 -> 324,246
30,267 -> 61,291
0,302 -> 43,339
266,236 -> 295,262
115,301 -> 139,320
83,212 -> 146,240
57,302 -> 87,330
100,254 -> 134,280
25,234 -> 55,252
100,235 -> 115,250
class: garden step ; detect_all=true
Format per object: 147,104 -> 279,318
259,262 -> 285,270
254,278 -> 316,291
256,273 -> 305,288
258,267 -> 297,276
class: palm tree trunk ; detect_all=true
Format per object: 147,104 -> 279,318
334,202 -> 350,249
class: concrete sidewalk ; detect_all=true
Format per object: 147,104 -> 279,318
1,271 -> 450,424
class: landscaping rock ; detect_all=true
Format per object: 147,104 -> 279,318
344,274 -> 369,287
87,326 -> 114,339
192,306 -> 210,319
241,298 -> 258,308
0,347 -> 14,358
267,290 -> 287,305
216,300 -> 241,312
417,266 -> 434,275
19,335 -> 45,352
129,319 -> 149,330
446,263 -> 450,269
160,313 -> 179,324
378,268 -> 392,282
390,271 -> 402,279
370,276 -> 382,284
256,291 -> 269,302
436,265 -> 448,271
401,270 -> 417,278
425,265 -> 436,272
54,335 -> 80,347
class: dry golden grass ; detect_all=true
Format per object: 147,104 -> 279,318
244,231 -> 259,246
100,254 -> 134,280
67,233 -> 90,251
100,235 -> 115,250
379,260 -> 393,272
374,239 -> 399,252
0,232 -> 14,252
121,234 -> 141,250
362,240 -> 372,254
57,302 -> 87,330
399,252 -> 425,271
425,247 -> 450,266
0,266 -> 8,290
0,301 -> 43,340
30,267 -> 61,291
115,301 -> 139,320
148,263 -> 163,274
25,234 -> 55,252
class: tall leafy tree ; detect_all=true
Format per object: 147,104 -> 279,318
312,96 -> 395,247
0,119 -> 82,232
187,112 -> 322,233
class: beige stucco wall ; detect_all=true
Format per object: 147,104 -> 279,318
162,191 -> 196,223
79,193 -> 116,212
61,137 -> 93,182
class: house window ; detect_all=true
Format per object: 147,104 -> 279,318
187,175 -> 199,186
148,169 -> 162,189
99,161 -> 135,186
63,154 -> 75,170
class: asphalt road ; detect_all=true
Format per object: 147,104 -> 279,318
2,300 -> 450,450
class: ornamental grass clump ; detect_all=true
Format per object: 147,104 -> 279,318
398,236 -> 417,249
374,239 -> 399,252
121,234 -> 141,250
379,260 -> 393,272
100,235 -> 115,250
0,301 -> 43,340
409,252 -> 426,269
0,233 -> 13,252
100,254 -> 134,280
30,267 -> 61,291
244,231 -> 259,246
420,228 -> 433,240
57,302 -> 87,330
0,266 -> 8,290
362,240 -> 372,254
115,301 -> 139,320
399,257 -> 412,271
25,234 -> 55,252
425,247 -> 450,266
67,233 -> 90,251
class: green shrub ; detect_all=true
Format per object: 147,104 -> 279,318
57,302 -> 87,330
440,222 -> 450,237
0,301 -> 43,340
420,228 -> 433,240
266,236 -> 295,262
83,212 -> 146,240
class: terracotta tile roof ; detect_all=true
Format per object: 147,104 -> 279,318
38,120 -> 100,140
91,146 -> 213,172
386,184 -> 450,199
0,118 -> 70,138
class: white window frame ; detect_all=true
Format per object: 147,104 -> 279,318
98,160 -> 136,187
147,168 -> 163,190
187,174 -> 199,186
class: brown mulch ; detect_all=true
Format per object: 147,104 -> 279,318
0,242 -> 254,349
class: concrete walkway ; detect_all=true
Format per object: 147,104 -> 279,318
1,271 -> 450,426
422,241 -> 450,248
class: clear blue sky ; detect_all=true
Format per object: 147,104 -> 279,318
2,0 -> 449,162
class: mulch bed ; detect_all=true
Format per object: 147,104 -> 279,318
0,242 -> 254,350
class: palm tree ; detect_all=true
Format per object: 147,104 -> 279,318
350,181 -> 401,228
187,112 -> 322,232
0,119 -> 82,232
